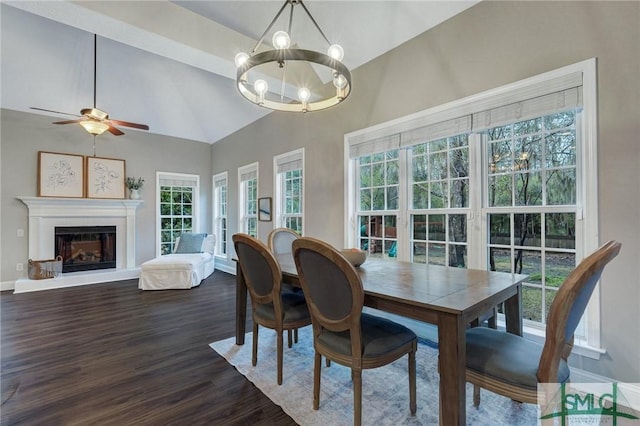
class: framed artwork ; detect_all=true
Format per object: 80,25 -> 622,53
86,156 -> 126,199
38,151 -> 85,198
258,197 -> 272,222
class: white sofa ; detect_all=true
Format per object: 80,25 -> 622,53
139,234 -> 215,290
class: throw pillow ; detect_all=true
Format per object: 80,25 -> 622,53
174,232 -> 207,253
202,234 -> 216,254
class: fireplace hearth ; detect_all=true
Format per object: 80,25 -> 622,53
55,226 -> 116,273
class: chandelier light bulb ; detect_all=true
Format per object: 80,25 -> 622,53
272,31 -> 291,49
327,44 -> 344,61
235,52 -> 250,68
254,79 -> 268,95
333,74 -> 348,89
298,87 -> 311,102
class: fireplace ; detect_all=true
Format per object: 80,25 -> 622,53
55,226 -> 117,273
16,197 -> 141,293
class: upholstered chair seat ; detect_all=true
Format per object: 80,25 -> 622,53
317,313 -> 417,359
254,292 -> 310,323
466,327 -> 570,390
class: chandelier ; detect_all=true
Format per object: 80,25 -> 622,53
234,0 -> 351,113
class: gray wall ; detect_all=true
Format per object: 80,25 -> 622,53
210,1 -> 640,382
1,109 -> 212,282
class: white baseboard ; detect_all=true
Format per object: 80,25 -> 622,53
1,280 -> 15,292
215,263 -> 236,275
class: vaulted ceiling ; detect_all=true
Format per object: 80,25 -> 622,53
1,1 -> 478,144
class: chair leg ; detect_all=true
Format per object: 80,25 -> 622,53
287,329 -> 293,348
294,328 -> 298,343
353,368 -> 362,426
325,358 -> 331,367
252,323 -> 259,367
409,350 -> 417,415
487,307 -> 497,329
313,352 -> 322,410
473,384 -> 481,407
277,331 -> 284,385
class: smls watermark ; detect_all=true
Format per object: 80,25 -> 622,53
538,382 -> 640,425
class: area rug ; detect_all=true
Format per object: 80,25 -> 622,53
210,326 -> 538,425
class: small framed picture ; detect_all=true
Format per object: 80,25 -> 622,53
86,156 -> 126,199
258,197 -> 272,222
38,151 -> 85,198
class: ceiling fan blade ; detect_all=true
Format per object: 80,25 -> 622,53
52,119 -> 83,125
30,107 -> 81,117
108,126 -> 125,136
109,119 -> 149,130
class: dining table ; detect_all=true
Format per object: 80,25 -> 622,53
235,255 -> 528,426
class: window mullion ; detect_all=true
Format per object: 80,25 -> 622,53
468,132 -> 485,269
397,148 -> 410,261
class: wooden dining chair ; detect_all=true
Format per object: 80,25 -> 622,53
267,227 -> 303,347
232,233 -> 312,385
292,237 -> 417,426
267,227 -> 300,258
466,240 -> 622,406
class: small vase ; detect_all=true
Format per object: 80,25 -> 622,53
129,188 -> 140,200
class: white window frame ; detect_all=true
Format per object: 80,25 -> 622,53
345,59 -> 601,357
238,162 -> 259,237
156,171 -> 200,257
212,171 -> 228,259
273,148 -> 305,233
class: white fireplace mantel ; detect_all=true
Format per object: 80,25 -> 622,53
16,196 -> 142,293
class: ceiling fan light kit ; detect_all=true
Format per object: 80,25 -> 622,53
235,0 -> 351,113
79,120 -> 109,136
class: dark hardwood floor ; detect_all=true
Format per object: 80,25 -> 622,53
1,271 -> 297,425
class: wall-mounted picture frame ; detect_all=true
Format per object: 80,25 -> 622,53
258,197 -> 272,222
86,156 -> 126,199
38,151 -> 85,198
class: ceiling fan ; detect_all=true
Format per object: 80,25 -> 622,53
31,34 -> 149,136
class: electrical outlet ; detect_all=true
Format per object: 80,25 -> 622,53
16,263 -> 24,272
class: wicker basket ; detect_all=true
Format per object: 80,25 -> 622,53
28,255 -> 63,280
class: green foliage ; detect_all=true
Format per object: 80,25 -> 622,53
126,177 -> 144,190
356,111 -> 579,326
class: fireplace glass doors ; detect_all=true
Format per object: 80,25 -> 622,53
55,226 -> 116,273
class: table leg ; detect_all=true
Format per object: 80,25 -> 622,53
437,312 -> 466,426
504,283 -> 523,336
235,261 -> 247,345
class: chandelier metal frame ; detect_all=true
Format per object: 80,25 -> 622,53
235,0 -> 352,113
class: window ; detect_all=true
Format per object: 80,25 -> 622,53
346,60 -> 600,354
213,172 -> 228,257
274,149 -> 304,234
484,112 -> 578,324
238,163 -> 258,237
355,140 -> 399,259
156,172 -> 200,256
410,133 -> 470,266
